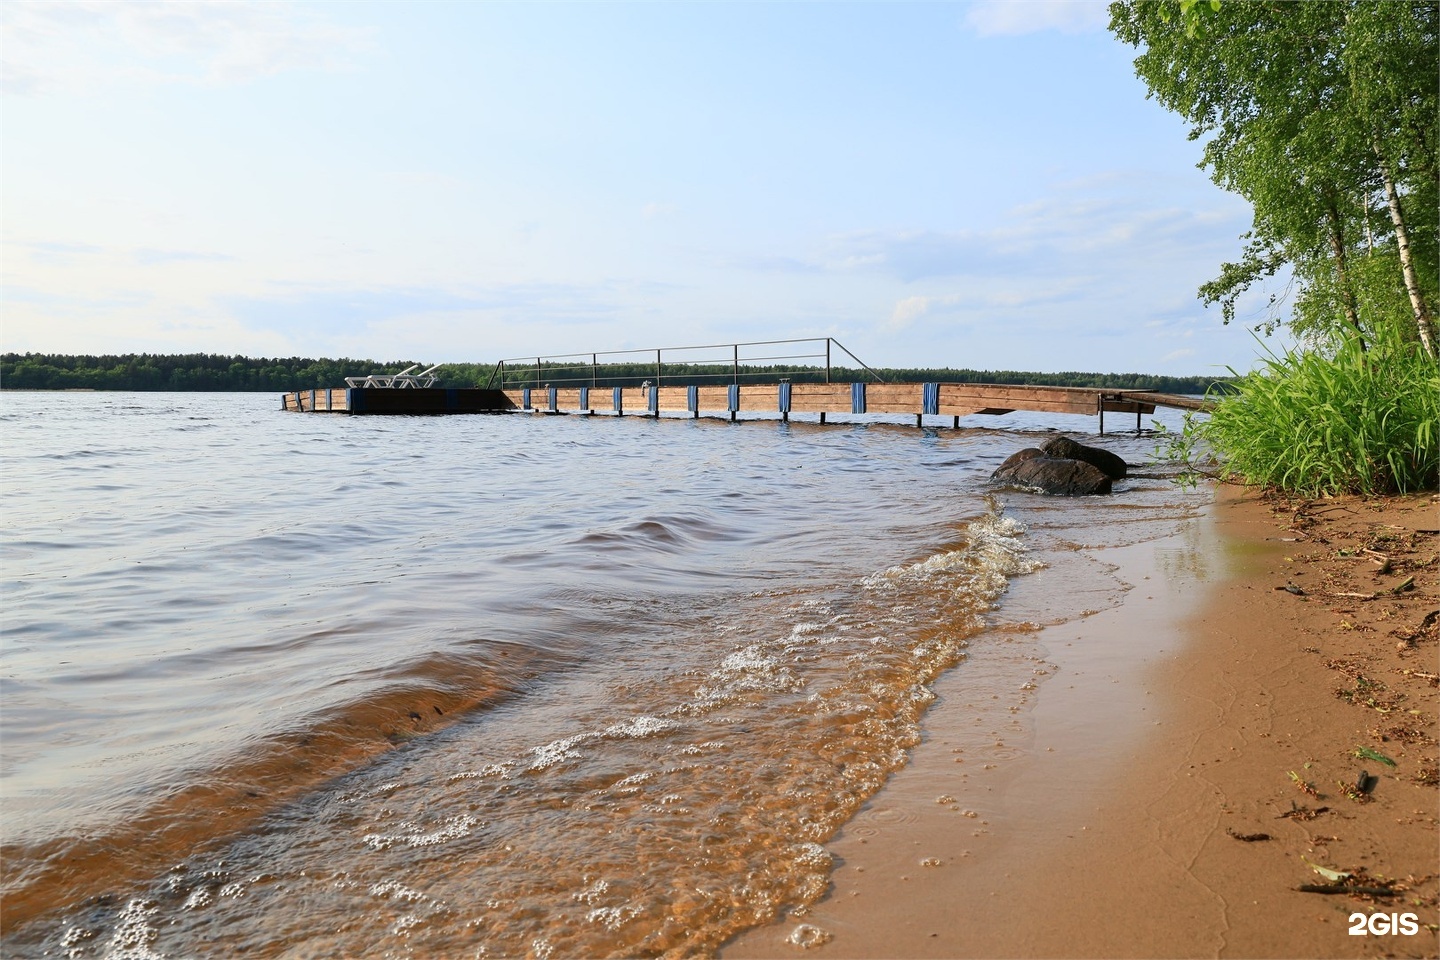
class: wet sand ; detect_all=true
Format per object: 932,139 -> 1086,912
723,486 -> 1439,958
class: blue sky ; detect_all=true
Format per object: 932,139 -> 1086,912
2,1 -> 1284,374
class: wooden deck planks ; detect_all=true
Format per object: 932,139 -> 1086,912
283,388 -> 350,412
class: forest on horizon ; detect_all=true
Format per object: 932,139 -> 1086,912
0,352 -> 1229,395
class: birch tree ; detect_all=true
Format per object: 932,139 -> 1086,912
1109,1 -> 1438,358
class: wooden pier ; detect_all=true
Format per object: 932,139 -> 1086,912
283,339 -> 1210,431
282,381 -> 1207,431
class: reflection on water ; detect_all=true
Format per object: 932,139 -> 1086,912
0,393 -> 1206,956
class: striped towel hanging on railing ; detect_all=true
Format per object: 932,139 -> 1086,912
923,382 -> 940,416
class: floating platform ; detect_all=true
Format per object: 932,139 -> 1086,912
283,382 -> 1208,431
282,388 -> 510,415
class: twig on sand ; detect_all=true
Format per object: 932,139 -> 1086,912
1297,884 -> 1397,896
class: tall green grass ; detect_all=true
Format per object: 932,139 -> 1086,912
1194,330 -> 1439,496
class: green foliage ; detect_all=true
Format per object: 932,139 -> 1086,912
1171,329 -> 1439,495
1293,242 -> 1428,351
1109,0 -> 1438,351
1159,0 -> 1221,39
1151,410 -> 1219,489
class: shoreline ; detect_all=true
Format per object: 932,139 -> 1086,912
723,484 -> 1438,958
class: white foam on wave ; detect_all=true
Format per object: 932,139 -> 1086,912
101,899 -> 164,960
528,734 -> 592,772
369,878 -> 447,939
370,880 -> 428,902
865,509 -> 1041,613
448,761 -> 517,782
694,644 -> 804,706
604,715 -> 679,739
524,715 -> 683,773
181,888 -> 211,911
363,814 -> 479,851
585,904 -> 641,930
679,740 -> 727,756
791,842 -> 831,869
572,878 -> 610,904
609,771 -> 655,793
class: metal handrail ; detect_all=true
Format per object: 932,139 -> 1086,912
484,337 -> 887,389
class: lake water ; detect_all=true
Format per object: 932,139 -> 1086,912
0,392 -> 1206,957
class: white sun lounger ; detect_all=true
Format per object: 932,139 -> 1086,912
344,364 -> 442,388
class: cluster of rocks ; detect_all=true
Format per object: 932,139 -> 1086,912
991,436 -> 1128,496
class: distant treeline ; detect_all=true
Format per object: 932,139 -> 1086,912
0,354 -> 441,392
1,353 -> 1231,395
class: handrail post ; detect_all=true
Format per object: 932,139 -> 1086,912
733,344 -> 738,385
656,349 -> 661,389
825,338 -> 831,384
592,353 -> 597,389
535,358 -> 541,390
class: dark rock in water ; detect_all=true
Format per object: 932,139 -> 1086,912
1040,436 -> 1128,480
992,456 -> 1113,495
991,444 -> 1119,495
991,448 -> 1044,483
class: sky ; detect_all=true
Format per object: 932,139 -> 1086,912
1,0 -> 1288,375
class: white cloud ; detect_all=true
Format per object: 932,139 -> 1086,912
963,0 -> 1110,37
0,0 -> 376,96
802,179 -> 1247,285
883,278 -> 1100,333
888,295 -> 934,330
767,213 -> 1181,284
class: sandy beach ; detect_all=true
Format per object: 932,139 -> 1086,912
723,485 -> 1438,959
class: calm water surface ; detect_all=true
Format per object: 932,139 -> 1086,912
0,392 -> 1205,957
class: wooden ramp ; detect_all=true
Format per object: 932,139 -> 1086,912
283,382 -> 1207,432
